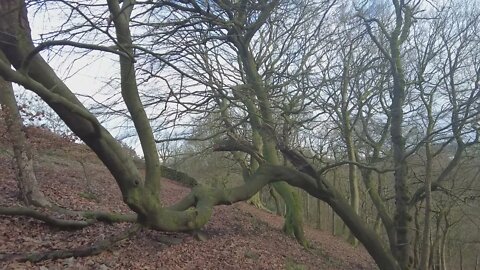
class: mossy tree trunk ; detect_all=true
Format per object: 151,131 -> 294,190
203,4 -> 307,244
361,1 -> 414,268
234,42 -> 307,246
246,129 -> 266,210
217,94 -> 266,210
0,0 -> 198,231
273,149 -> 401,269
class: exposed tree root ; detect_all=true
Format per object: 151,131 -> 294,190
0,206 -> 136,230
48,205 -> 137,224
0,206 -> 94,229
81,210 -> 137,223
0,224 -> 141,263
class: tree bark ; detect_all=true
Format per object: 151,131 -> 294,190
474,253 -> 478,270
361,169 -> 396,252
440,226 -> 449,270
233,37 -> 307,246
419,99 -> 434,270
0,0 -> 146,214
413,204 -> 420,268
316,196 -> 322,230
0,59 -> 50,207
338,49 -> 360,246
361,2 -> 414,267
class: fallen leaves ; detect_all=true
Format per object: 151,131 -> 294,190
0,129 -> 376,269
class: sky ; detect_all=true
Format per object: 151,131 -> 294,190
22,2 -> 148,155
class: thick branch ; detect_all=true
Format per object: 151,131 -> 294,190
160,165 -> 198,187
318,160 -> 393,175
107,0 -> 162,192
22,40 -> 131,71
212,137 -> 264,163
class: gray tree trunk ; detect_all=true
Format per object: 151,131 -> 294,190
0,65 -> 50,207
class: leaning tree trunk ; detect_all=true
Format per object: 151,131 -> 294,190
0,0 -> 173,229
0,64 -> 50,207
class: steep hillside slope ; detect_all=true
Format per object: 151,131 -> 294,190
0,127 -> 376,269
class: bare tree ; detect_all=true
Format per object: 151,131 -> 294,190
1,1 -> 480,269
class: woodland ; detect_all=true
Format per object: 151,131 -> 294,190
0,0 -> 479,269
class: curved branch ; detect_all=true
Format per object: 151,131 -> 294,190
160,165 -> 198,187
212,137 -> 265,163
22,40 -> 131,72
0,60 -> 102,136
318,160 -> 393,175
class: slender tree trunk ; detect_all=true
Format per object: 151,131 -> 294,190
420,126 -> 434,270
316,197 -> 322,230
235,39 -> 307,246
390,63 -> 411,269
259,106 -> 306,246
246,129 -> 266,209
440,227 -> 449,270
431,214 -> 441,270
458,247 -> 463,270
415,65 -> 435,269
304,190 -> 310,222
413,204 -> 420,268
345,135 -> 359,246
273,180 -> 306,246
79,159 -> 95,198
361,169 -> 396,251
331,206 -> 336,236
389,20 -> 412,270
474,253 -> 479,270
339,52 -> 360,246
325,188 -> 400,270
331,169 -> 337,236
363,2 -> 414,267
373,214 -> 382,234
216,94 -> 266,210
0,66 -> 50,207
269,186 -> 282,215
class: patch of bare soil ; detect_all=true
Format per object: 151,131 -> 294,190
0,129 -> 376,270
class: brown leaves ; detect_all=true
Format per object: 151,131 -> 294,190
0,128 -> 375,269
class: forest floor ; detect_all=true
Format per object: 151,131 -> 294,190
0,127 -> 376,270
